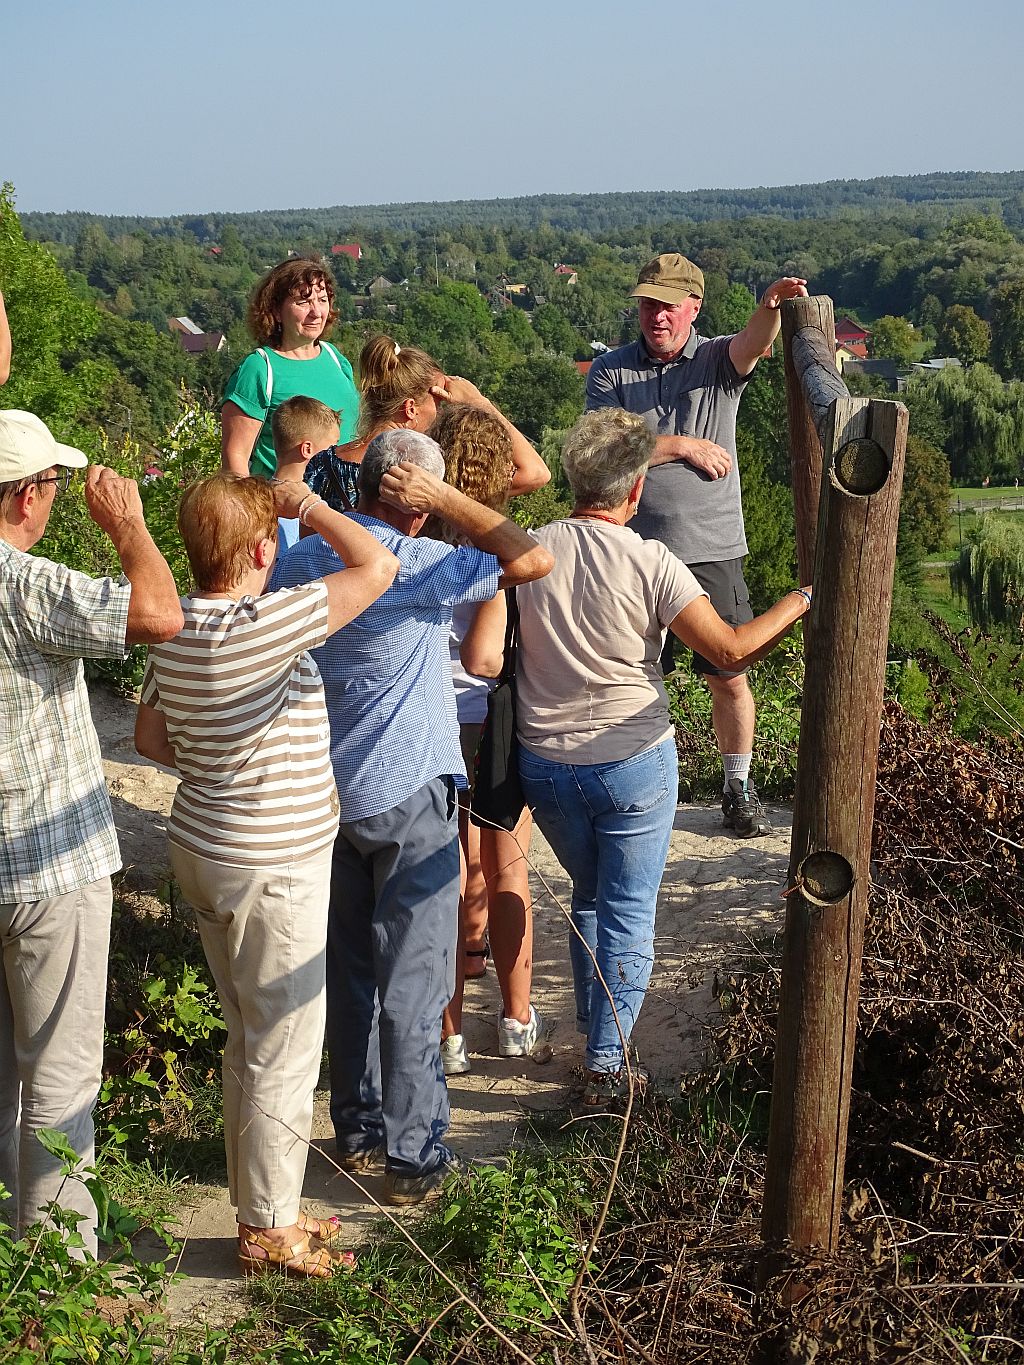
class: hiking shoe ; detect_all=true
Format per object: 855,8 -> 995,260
582,1064 -> 650,1108
722,778 -> 772,838
383,1153 -> 462,1207
440,1033 -> 471,1076
497,1005 -> 551,1062
336,1142 -> 385,1173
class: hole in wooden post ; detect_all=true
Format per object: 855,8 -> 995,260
832,438 -> 889,496
798,851 -> 854,906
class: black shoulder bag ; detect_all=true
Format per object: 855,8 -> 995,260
470,588 -> 525,832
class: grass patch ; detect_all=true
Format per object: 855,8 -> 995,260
950,484 -> 1024,502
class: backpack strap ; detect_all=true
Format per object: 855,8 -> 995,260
255,347 -> 274,403
321,341 -> 345,372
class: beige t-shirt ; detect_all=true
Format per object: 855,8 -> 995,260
516,519 -> 706,764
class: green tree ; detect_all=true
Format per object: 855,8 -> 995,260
705,282 -> 756,338
990,279 -> 1024,380
406,281 -> 494,384
869,314 -> 917,364
494,305 -> 539,355
0,183 -> 101,426
950,516 -> 1024,635
495,354 -> 585,443
936,304 -> 990,366
898,435 -> 951,562
531,303 -> 582,357
736,429 -> 796,610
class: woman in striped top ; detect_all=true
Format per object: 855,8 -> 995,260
135,472 -> 398,1278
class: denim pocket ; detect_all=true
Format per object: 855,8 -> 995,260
519,773 -> 567,823
596,744 -> 671,814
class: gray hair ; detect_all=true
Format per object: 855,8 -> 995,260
560,409 -> 655,510
358,428 -> 446,501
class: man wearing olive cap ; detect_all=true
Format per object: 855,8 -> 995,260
586,255 -> 807,837
0,410 -> 182,1253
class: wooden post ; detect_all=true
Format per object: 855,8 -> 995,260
781,297 -> 838,582
761,394 -> 909,1254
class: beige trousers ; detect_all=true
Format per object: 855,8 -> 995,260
171,845 -> 331,1228
0,877 -> 113,1257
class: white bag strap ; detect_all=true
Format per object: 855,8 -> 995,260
322,341 -> 344,372
256,347 -> 274,403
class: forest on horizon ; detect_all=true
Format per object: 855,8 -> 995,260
20,168 -> 1024,238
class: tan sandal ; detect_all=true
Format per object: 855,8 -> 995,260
297,1210 -> 356,1265
238,1228 -> 351,1279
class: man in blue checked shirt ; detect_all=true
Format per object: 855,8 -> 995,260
273,429 -> 552,1206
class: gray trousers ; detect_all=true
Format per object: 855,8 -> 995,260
327,777 -> 460,1176
0,877 -> 112,1256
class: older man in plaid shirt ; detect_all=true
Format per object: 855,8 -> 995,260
0,411 -> 181,1255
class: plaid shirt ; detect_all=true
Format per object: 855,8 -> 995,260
0,540 -> 131,900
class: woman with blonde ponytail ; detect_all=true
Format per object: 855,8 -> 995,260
305,334 -> 550,511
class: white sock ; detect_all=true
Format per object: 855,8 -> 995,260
723,753 -> 752,792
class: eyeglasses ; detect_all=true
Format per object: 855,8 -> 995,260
35,470 -> 74,494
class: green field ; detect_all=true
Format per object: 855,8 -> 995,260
950,485 -> 1023,502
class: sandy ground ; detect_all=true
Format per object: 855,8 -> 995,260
91,685 -> 791,1325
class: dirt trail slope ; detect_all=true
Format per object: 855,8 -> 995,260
91,686 -> 791,1324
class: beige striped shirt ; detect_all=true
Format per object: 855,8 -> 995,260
141,583 -> 339,867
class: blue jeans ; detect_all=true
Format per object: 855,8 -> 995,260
518,737 -> 676,1074
326,777 -> 460,1177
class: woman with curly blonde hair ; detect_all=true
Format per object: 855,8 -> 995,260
305,335 -> 550,514
424,404 -> 548,1076
221,256 -> 359,479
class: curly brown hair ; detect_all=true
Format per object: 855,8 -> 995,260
357,334 -> 441,436
246,256 -> 339,346
422,403 -> 515,543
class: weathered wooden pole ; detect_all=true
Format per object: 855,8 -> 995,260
762,375 -> 909,1254
781,296 -> 838,582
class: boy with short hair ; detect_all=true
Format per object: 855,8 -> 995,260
271,397 -> 340,548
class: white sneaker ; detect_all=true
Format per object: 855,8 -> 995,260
497,1005 -> 549,1060
440,1033 -> 471,1076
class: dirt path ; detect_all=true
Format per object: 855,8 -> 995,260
91,685 -> 791,1324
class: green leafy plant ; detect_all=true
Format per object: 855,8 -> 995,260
669,634 -> 806,800
99,961 -> 224,1155
0,1134 -> 211,1364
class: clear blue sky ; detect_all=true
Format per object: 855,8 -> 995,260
6,0 -> 1023,215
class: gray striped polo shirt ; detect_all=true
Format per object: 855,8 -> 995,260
585,330 -> 750,565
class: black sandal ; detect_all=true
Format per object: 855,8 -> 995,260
464,940 -> 490,980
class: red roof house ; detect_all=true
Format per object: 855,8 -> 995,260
835,316 -> 870,344
331,243 -> 363,260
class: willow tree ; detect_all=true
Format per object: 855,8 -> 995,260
950,517 -> 1024,636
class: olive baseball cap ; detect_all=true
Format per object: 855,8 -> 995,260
631,253 -> 705,305
0,410 -> 88,483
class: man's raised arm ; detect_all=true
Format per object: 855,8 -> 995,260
85,467 -> 183,644
729,277 -> 809,376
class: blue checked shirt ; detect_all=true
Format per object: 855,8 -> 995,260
272,514 -> 499,823
0,540 -> 130,899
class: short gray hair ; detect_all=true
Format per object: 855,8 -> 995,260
359,429 -> 446,501
560,409 -> 655,510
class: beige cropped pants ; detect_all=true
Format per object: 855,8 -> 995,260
170,845 -> 331,1228
0,877 -> 113,1257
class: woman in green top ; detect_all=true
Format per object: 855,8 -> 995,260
221,256 -> 360,479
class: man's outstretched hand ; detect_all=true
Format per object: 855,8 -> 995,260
760,277 -> 809,310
